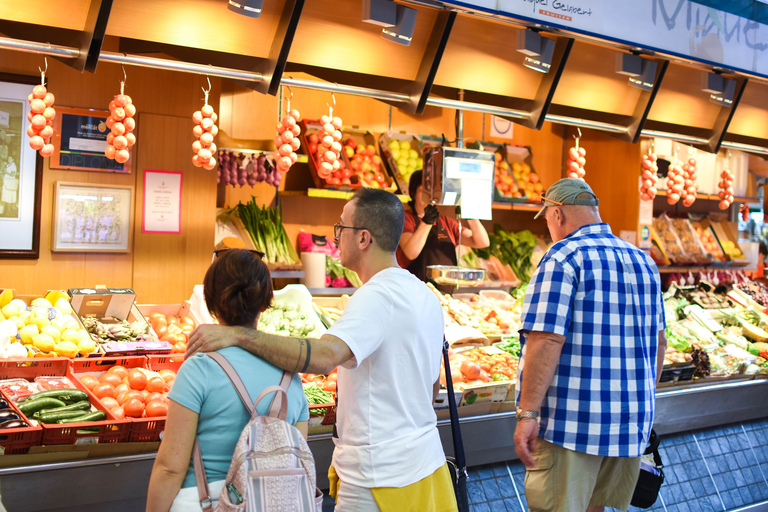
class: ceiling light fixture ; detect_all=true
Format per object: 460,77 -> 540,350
710,78 -> 736,106
615,53 -> 642,77
363,0 -> 396,27
381,5 -> 417,46
516,29 -> 542,57
701,71 -> 725,94
628,59 -> 658,91
228,0 -> 263,18
522,36 -> 555,73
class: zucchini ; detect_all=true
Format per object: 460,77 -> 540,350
18,397 -> 67,416
25,389 -> 88,404
37,410 -> 90,424
57,411 -> 106,424
32,400 -> 91,419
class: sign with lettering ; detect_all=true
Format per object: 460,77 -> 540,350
51,107 -> 129,173
143,170 -> 183,234
447,0 -> 768,79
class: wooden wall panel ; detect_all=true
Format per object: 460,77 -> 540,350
729,81 -> 768,140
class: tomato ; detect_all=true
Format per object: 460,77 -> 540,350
146,376 -> 166,393
80,375 -> 98,390
155,323 -> 168,337
158,369 -> 177,382
180,315 -> 196,327
170,342 -> 187,354
115,391 -> 128,405
162,332 -> 186,344
167,316 -> 180,327
302,374 -> 316,383
149,312 -> 165,323
141,390 -> 150,401
114,383 -> 130,395
110,406 -> 125,419
100,372 -> 122,388
325,373 -> 337,383
93,383 -> 116,399
124,390 -> 144,403
145,401 -> 169,417
108,366 -> 128,380
127,369 -> 147,390
101,397 -> 119,409
460,361 -> 481,381
322,380 -> 337,392
123,398 -> 144,418
145,392 -> 164,404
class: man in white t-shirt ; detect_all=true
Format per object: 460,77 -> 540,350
188,189 -> 456,512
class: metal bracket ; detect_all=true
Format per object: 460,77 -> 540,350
253,0 -> 305,96
519,37 -> 574,130
406,10 -> 456,115
63,0 -> 113,73
626,59 -> 669,144
697,76 -> 748,154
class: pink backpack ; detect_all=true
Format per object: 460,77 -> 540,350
193,352 -> 322,511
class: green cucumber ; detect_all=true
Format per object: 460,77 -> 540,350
37,410 -> 90,424
25,389 -> 88,404
18,398 -> 67,416
56,411 -> 106,424
32,400 -> 91,419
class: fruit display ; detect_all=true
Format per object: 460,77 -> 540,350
721,239 -> 744,260
0,295 -> 97,358
717,168 -> 735,210
191,95 -> 218,171
734,281 -> 768,307
387,138 -> 422,184
15,387 -> 106,425
505,147 -> 543,202
652,215 -> 693,265
693,224 -> 727,262
427,283 -> 520,336
566,144 -> 586,180
344,137 -> 392,189
493,151 -> 525,200
273,108 -> 302,176
26,79 -> 56,158
104,85 -> 136,165
79,364 -> 173,420
669,217 -> 711,264
81,316 -> 154,347
146,312 -> 197,355
639,152 -> 659,201
441,347 -> 518,389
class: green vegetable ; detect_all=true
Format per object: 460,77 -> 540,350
57,411 -> 106,424
304,385 -> 334,416
18,397 -> 66,416
228,197 -> 299,265
326,256 -> 362,288
32,400 -> 91,419
259,300 -> 319,338
474,226 -> 538,282
37,409 -> 90,424
491,374 -> 510,382
495,337 -> 521,358
25,389 -> 88,404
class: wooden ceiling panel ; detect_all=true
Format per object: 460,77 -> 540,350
552,40 -> 642,117
728,81 -> 768,140
0,1 -> 90,31
433,15 -> 542,99
647,62 -> 720,129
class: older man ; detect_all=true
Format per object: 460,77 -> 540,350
188,188 -> 457,512
513,178 -> 666,512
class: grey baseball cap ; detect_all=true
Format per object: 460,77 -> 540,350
534,178 -> 599,219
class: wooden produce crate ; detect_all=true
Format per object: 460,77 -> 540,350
298,119 -> 355,190
484,142 -> 527,204
505,145 -> 542,203
378,131 -> 422,195
342,127 -> 394,190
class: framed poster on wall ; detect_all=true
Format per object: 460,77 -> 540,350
52,182 -> 134,253
0,73 -> 43,259
50,106 -> 130,173
143,170 -> 182,234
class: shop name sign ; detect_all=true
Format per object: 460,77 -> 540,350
447,0 -> 768,78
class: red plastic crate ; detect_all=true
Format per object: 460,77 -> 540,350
0,386 -> 43,454
128,357 -> 179,442
308,403 -> 336,426
145,354 -> 184,373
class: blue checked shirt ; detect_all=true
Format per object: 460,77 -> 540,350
516,223 -> 665,458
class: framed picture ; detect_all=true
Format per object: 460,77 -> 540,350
50,106 -> 130,173
52,182 -> 134,253
0,73 -> 43,259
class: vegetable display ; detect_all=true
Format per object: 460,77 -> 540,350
79,365 -> 174,419
473,227 -> 538,282
274,108 -> 301,176
146,312 -> 197,354
192,91 -> 218,171
314,113 -> 344,181
26,72 -> 56,158
639,151 -> 659,202
14,387 -> 104,425
229,197 -> 299,266
566,142 -> 586,180
82,317 -> 152,344
104,81 -> 136,164
258,300 -> 320,338
666,157 -> 697,207
717,167 -> 735,210
441,347 -> 518,390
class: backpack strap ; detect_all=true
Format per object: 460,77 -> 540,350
267,371 -> 292,419
207,352 -> 254,414
193,439 -> 214,512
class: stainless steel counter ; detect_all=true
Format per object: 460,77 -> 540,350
1,379 -> 766,511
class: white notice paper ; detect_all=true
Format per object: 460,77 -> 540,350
460,179 -> 493,220
143,170 -> 182,234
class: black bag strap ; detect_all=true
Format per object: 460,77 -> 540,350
443,337 -> 470,512
645,429 -> 664,468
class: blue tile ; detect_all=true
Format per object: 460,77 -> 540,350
665,505 -> 678,512
512,473 -> 525,495
712,473 -> 725,491
471,504 -> 491,512
749,484 -> 764,502
708,440 -> 723,457
756,482 -> 768,500
678,481 -> 694,500
467,480 -> 486,504
689,478 -> 706,496
496,478 -> 515,499
507,462 -> 526,475
735,450 -> 749,469
721,471 -> 735,490
732,468 -> 746,487
664,465 -> 678,484
681,461 -> 697,479
697,496 -> 715,512
730,488 -> 748,508
669,484 -> 684,504
757,446 -> 768,464
476,464 -> 496,480
503,498 -> 521,512
667,446 -> 681,465
727,435 -> 744,453
721,489 -> 735,510
739,486 -> 754,506
699,440 -> 713,457
708,493 -> 724,511
677,444 -> 692,462
711,455 -> 726,474
493,464 -> 509,478
724,453 -> 739,471
746,466 -> 763,485
519,493 -> 527,511
488,499 -> 507,512
481,478 -> 502,501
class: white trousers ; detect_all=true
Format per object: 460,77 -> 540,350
169,480 -> 225,512
334,480 -> 382,512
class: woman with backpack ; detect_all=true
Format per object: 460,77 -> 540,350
146,249 -> 310,511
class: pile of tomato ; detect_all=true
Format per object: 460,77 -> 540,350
300,369 -> 337,393
80,365 -> 176,419
442,348 -> 518,388
147,313 -> 197,354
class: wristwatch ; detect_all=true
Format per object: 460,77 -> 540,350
516,408 -> 539,421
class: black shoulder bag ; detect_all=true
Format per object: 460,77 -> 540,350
442,338 -> 470,512
630,428 -> 665,508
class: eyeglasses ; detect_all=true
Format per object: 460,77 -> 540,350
211,248 -> 265,263
540,192 -> 563,206
333,223 -> 368,240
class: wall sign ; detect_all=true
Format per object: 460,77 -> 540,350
143,170 -> 182,234
51,107 -> 129,173
446,0 -> 768,79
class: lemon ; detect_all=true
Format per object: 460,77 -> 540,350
0,290 -> 12,309
55,298 -> 73,315
60,328 -> 81,343
18,324 -> 39,343
8,317 -> 24,330
31,298 -> 52,309
62,318 -> 80,331
0,309 -> 5,322
32,333 -> 55,352
41,325 -> 61,342
9,299 -> 27,310
1,303 -> 21,318
51,317 -> 67,331
55,341 -> 78,358
18,310 -> 32,324
31,316 -> 50,330
77,337 -> 97,355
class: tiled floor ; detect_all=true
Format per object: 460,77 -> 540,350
322,418 -> 768,511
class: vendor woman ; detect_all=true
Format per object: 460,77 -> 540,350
396,170 -> 490,288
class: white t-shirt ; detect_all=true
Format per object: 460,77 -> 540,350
326,266 -> 446,488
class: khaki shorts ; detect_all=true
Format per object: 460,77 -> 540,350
524,438 -> 641,512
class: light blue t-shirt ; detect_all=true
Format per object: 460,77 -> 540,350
169,346 -> 310,488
